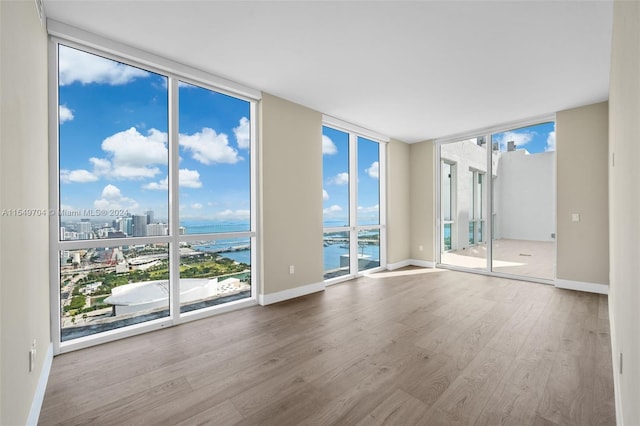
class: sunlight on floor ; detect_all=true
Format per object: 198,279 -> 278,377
366,266 -> 449,279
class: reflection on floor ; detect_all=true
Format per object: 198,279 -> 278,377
441,239 -> 554,280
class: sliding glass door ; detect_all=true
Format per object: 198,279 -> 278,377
437,121 -> 556,282
490,123 -> 556,280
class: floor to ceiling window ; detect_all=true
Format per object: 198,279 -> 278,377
51,39 -> 258,352
322,119 -> 387,282
437,119 -> 556,282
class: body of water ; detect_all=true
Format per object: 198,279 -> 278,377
182,221 -> 380,271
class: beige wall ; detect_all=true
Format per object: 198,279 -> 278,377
259,93 -> 324,295
0,1 -> 51,424
609,1 -> 640,424
386,139 -> 411,264
409,140 -> 436,262
556,102 -> 609,285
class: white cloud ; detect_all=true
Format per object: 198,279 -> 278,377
102,127 -> 167,177
365,161 -> 379,179
60,169 -> 98,183
60,128 -> 168,183
214,209 -> 251,221
322,135 -> 337,155
179,168 -> 203,188
180,128 -> 241,165
330,172 -> 349,185
94,184 -> 138,210
323,205 -> 343,215
358,204 -> 380,214
545,129 -> 556,152
233,117 -> 251,150
59,45 -> 149,86
191,203 -> 203,210
143,168 -> 202,190
494,131 -> 534,151
143,178 -> 167,191
59,105 -> 74,124
89,157 -> 112,176
323,189 -> 329,201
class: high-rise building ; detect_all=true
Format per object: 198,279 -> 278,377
145,209 -> 154,225
119,217 -> 133,236
147,223 -> 168,236
132,215 -> 148,237
78,219 -> 92,239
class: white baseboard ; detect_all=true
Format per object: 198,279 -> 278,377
409,259 -> 436,268
554,279 -> 609,294
387,260 -> 412,270
608,296 -> 623,426
387,259 -> 436,271
27,342 -> 53,426
258,281 -> 325,306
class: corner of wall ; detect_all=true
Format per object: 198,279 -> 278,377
409,140 -> 436,263
386,139 -> 411,264
1,1 -> 52,424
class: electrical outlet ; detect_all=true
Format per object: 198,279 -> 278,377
289,265 -> 295,275
419,245 -> 424,252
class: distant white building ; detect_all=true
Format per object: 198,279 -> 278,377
104,277 -> 246,316
80,282 -> 102,295
441,139 -> 555,252
147,223 -> 168,236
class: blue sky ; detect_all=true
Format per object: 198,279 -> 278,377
322,126 -> 380,227
492,121 -> 556,154
58,45 -> 251,224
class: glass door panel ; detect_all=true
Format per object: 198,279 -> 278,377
490,123 -> 556,279
357,229 -> 381,272
357,136 -> 380,226
440,138 -> 488,270
323,231 -> 351,280
323,127 -> 385,280
322,126 -> 351,279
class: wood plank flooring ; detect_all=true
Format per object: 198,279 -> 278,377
39,268 -> 616,425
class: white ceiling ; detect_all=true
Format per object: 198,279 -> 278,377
42,0 -> 613,143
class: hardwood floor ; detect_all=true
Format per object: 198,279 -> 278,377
39,268 -> 616,425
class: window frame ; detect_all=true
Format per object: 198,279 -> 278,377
322,116 -> 388,285
441,160 -> 456,252
48,30 -> 260,354
435,114 -> 557,284
469,169 -> 485,246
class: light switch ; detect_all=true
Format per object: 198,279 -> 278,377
572,213 -> 580,222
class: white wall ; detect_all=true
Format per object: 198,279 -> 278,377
259,93 -> 324,297
494,150 -> 555,242
609,1 -> 640,423
0,2 -> 51,424
410,140 -> 435,262
386,139 -> 411,264
556,102 -> 609,286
